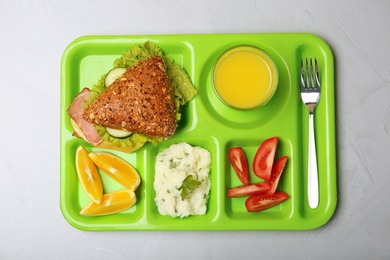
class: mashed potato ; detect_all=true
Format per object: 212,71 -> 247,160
154,142 -> 211,218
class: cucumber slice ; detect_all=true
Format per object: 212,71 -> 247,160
105,67 -> 127,87
106,127 -> 133,138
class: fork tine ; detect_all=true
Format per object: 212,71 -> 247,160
305,58 -> 310,89
300,59 -> 305,89
315,59 -> 320,88
310,58 -> 315,89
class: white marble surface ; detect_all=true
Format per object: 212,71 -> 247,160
1,0 -> 389,259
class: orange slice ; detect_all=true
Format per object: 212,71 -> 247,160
80,189 -> 137,216
88,152 -> 141,191
75,146 -> 103,204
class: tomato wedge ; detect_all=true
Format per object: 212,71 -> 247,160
228,147 -> 249,186
266,156 -> 288,195
227,183 -> 270,198
253,137 -> 278,181
245,191 -> 289,212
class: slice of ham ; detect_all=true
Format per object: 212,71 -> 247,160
67,88 -> 102,146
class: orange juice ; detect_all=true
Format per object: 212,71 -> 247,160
213,46 -> 278,110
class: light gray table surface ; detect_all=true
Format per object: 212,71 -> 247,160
1,0 -> 389,259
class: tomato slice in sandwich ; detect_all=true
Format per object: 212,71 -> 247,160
253,137 -> 278,181
228,147 -> 249,186
245,191 -> 289,212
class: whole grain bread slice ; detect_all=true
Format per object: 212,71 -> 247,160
83,56 -> 177,138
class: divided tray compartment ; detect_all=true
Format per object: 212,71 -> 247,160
60,33 -> 337,231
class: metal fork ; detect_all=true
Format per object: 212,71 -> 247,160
300,58 -> 320,209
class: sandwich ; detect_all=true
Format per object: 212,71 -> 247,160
67,42 -> 197,153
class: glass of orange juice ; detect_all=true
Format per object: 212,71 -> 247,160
213,45 -> 278,110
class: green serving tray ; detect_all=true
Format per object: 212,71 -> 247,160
60,33 -> 337,231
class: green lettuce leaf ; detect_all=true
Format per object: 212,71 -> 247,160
163,57 -> 198,105
113,41 -> 163,68
94,125 -> 162,150
85,41 -> 197,150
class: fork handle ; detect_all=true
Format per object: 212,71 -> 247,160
308,113 -> 319,209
